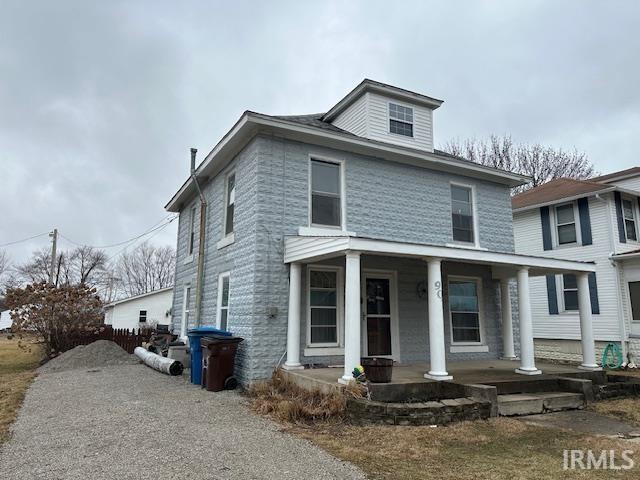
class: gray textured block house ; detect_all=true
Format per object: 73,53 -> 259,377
165,79 -> 600,385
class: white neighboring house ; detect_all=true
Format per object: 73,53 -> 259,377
512,167 -> 640,364
104,287 -> 173,330
0,310 -> 12,331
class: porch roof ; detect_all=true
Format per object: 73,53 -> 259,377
283,235 -> 596,277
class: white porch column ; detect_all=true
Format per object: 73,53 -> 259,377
500,279 -> 517,360
340,251 -> 361,384
283,263 -> 304,370
424,258 -> 452,381
577,272 -> 601,371
515,267 -> 541,375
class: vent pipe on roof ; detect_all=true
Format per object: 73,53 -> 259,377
190,148 -> 197,174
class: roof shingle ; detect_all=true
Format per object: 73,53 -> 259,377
511,178 -> 609,210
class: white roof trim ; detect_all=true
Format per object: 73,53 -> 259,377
597,171 -> 640,184
166,111 -> 528,211
283,236 -> 596,276
104,287 -> 173,308
611,251 -> 640,261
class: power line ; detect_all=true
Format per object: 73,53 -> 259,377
58,214 -> 178,249
0,232 -> 50,248
106,216 -> 177,263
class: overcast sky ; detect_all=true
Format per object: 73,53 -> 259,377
1,0 -> 639,265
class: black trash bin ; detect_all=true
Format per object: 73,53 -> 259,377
201,335 -> 244,392
361,357 -> 393,383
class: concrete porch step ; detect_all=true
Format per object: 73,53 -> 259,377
498,392 -> 585,416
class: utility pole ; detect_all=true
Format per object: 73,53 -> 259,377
49,228 -> 57,285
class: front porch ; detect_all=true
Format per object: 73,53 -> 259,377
282,235 -> 601,385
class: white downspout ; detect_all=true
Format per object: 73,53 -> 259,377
597,193 -> 628,362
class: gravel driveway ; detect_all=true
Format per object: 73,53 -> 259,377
0,364 -> 365,480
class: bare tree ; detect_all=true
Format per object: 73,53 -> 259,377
0,249 -> 10,281
15,246 -> 108,289
114,241 -> 175,297
441,135 -> 597,193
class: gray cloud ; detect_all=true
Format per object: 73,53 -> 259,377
1,0 -> 639,264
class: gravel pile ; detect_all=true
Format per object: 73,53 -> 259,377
38,340 -> 138,373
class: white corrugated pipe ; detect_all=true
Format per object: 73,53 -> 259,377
134,347 -> 184,376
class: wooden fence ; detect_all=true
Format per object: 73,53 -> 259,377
64,326 -> 153,353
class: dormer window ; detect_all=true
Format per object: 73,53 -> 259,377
389,103 -> 413,137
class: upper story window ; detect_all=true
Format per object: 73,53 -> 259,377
311,159 -> 342,227
451,185 -> 475,243
622,198 -> 637,241
389,103 -> 413,137
555,203 -> 577,245
224,173 -> 236,236
188,206 -> 196,255
139,310 -> 147,323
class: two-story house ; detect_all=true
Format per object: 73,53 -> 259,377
513,168 -> 640,365
166,79 -> 598,385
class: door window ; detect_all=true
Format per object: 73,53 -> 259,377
365,278 -> 392,356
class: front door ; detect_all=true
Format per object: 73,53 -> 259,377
362,271 -> 398,359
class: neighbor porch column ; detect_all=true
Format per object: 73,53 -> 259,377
515,267 -> 541,375
424,258 -> 452,381
577,272 -> 601,371
283,263 -> 303,370
340,251 -> 361,384
500,279 -> 517,360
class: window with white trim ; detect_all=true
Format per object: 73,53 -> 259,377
310,159 -> 341,227
555,203 -> 577,245
308,268 -> 339,345
188,206 -> 196,255
448,278 -> 482,344
139,310 -> 147,323
451,185 -> 475,243
562,274 -> 578,311
181,285 -> 191,338
224,173 -> 236,236
389,103 -> 413,137
217,272 -> 230,331
622,198 -> 637,241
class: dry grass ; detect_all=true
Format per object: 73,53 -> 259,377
0,335 -> 42,444
292,418 -> 638,480
246,370 -> 362,424
588,397 -> 640,427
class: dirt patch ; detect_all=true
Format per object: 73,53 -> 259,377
588,397 -> 640,427
38,340 -> 138,373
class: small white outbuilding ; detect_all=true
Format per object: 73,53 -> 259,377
104,287 -> 173,330
0,310 -> 12,331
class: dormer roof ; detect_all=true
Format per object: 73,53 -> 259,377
321,79 -> 443,122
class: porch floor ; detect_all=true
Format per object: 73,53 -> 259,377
284,360 -> 586,389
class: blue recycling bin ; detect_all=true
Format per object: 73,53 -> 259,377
187,326 -> 232,385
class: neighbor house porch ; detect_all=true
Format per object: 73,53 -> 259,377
282,235 -> 600,384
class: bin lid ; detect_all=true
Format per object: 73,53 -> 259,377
187,326 -> 232,336
201,334 -> 244,345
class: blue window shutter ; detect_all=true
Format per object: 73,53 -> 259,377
546,275 -> 559,315
588,272 -> 600,315
577,197 -> 592,246
614,191 -> 626,243
540,206 -> 553,251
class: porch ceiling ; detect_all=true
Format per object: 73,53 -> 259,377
283,235 -> 596,277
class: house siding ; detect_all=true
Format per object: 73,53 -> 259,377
171,134 -> 518,383
332,93 -> 368,137
247,135 -> 516,380
171,138 -> 261,384
513,196 -> 623,343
